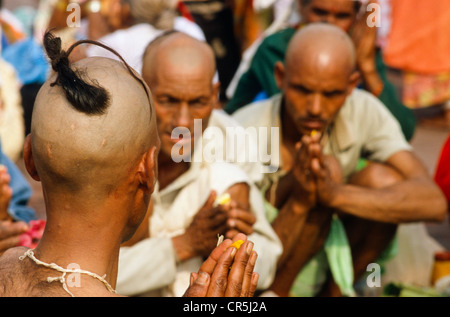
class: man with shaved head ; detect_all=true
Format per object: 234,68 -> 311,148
0,32 -> 259,297
115,31 -> 282,297
232,23 -> 447,297
226,0 -> 416,143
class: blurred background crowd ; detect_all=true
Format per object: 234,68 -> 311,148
0,0 -> 449,296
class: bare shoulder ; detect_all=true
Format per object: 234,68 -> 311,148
0,247 -> 29,296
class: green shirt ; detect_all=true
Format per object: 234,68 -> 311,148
225,27 -> 416,141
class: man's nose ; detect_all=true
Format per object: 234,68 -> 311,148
175,103 -> 191,128
308,93 -> 322,116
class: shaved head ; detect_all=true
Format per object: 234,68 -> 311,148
142,31 -> 216,85
141,32 -> 219,162
285,22 -> 356,77
31,57 -> 157,198
275,23 -> 360,138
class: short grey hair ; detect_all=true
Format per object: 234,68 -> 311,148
123,0 -> 178,30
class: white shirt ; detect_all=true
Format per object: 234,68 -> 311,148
232,89 -> 413,181
116,110 -> 282,296
86,17 -> 206,74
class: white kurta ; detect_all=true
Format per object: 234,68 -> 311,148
117,110 -> 282,296
86,17 -> 206,74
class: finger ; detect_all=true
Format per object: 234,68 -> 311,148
228,208 -> 256,225
299,135 -> 315,171
196,206 -> 229,234
308,142 -> 322,159
200,190 -> 218,211
207,246 -> 237,297
240,251 -> 258,297
227,218 -> 254,236
310,130 -> 322,143
310,157 -> 325,179
190,272 -> 198,286
225,229 -> 239,240
200,233 -> 248,270
183,272 -> 210,297
209,208 -> 230,228
225,240 -> 254,296
197,238 -> 234,275
0,234 -> 22,253
248,272 -> 259,297
0,221 -> 29,239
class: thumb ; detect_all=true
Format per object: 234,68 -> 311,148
183,272 -> 210,297
202,190 -> 217,210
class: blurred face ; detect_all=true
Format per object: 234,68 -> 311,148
144,61 -> 218,163
300,0 -> 358,32
275,57 -> 357,137
101,0 -> 126,30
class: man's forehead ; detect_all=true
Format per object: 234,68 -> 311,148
289,72 -> 350,92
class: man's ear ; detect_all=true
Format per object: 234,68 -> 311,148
274,61 -> 285,90
212,81 -> 221,109
22,134 -> 40,182
346,70 -> 361,96
137,146 -> 158,195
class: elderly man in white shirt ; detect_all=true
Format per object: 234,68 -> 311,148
116,31 -> 282,297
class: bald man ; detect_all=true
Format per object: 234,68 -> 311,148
116,31 -> 281,297
232,23 -> 447,297
226,0 -> 416,143
0,32 -> 259,297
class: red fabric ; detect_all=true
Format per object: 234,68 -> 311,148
177,1 -> 194,22
434,134 -> 450,213
18,220 -> 46,249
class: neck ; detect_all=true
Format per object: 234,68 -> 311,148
33,192 -> 129,290
157,152 -> 190,190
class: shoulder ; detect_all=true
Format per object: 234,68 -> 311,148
174,17 -> 206,42
232,94 -> 281,128
261,27 -> 296,48
0,247 -> 30,296
343,88 -> 393,118
0,246 -> 28,269
252,27 -> 296,60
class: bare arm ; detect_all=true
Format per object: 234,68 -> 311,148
320,151 -> 447,223
351,0 -> 384,96
223,182 -> 256,239
269,137 -> 322,268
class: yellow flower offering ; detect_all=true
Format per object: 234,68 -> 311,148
229,239 -> 244,250
215,193 -> 231,206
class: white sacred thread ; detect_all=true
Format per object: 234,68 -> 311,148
19,249 -> 116,297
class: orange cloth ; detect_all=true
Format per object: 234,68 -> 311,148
384,0 -> 450,74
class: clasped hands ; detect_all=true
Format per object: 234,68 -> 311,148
290,131 -> 342,209
183,233 -> 258,297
